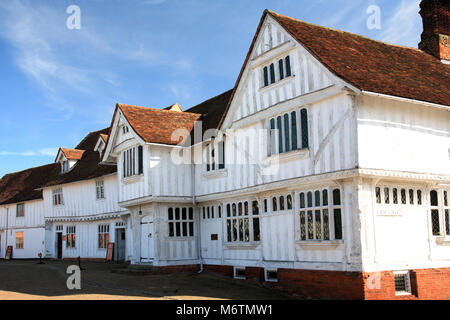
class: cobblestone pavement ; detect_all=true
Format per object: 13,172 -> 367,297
0,260 -> 297,300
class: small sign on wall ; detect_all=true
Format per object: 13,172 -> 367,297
211,234 -> 218,241
376,209 -> 402,216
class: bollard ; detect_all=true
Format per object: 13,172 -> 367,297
37,252 -> 45,264
77,256 -> 86,271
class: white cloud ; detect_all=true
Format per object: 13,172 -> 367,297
0,148 -> 57,157
380,0 -> 421,47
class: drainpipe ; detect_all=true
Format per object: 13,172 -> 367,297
5,207 -> 9,255
192,147 -> 203,273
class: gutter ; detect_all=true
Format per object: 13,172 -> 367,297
361,91 -> 450,111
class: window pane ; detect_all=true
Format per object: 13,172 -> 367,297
252,201 -> 259,215
233,219 -> 237,241
189,222 -> 194,237
291,111 -> 297,150
232,204 -> 237,216
315,210 -> 322,240
238,203 -> 242,216
175,208 -> 180,220
430,190 -> 438,206
417,190 -> 422,205
227,220 -> 232,242
284,114 -> 290,152
431,209 -> 440,235
278,59 -> 284,80
300,193 -> 305,208
263,67 -> 268,87
264,199 -> 268,212
409,189 -> 414,205
182,222 -> 187,237
401,189 -> 406,204
300,109 -> 309,148
189,207 -> 193,220
323,209 -> 330,240
393,188 -> 398,204
168,222 -> 174,237
376,187 -> 381,203
300,211 -> 306,240
334,209 -> 342,240
239,219 -> 244,241
272,197 -> 277,211
279,196 -> 285,210
244,218 -> 250,242
287,195 -> 292,210
445,210 -> 449,236
315,190 -> 320,207
285,56 -> 291,77
307,192 -> 313,208
307,211 -> 314,239
270,63 -> 275,84
384,188 -> 390,204
182,208 -> 187,220
333,189 -> 341,205
227,204 -> 231,217
253,218 -> 260,241
244,202 -> 248,216
444,191 -> 448,206
277,116 -> 283,153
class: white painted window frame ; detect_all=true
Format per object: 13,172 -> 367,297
95,180 -> 105,200
224,200 -> 260,244
98,224 -> 110,249
52,188 -> 64,206
167,207 -> 195,238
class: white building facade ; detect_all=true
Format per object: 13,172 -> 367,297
1,2 -> 449,299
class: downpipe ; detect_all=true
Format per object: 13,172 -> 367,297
191,148 -> 204,274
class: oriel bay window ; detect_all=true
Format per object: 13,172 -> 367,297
268,108 -> 308,156
123,146 -> 143,178
298,188 -> 343,241
168,207 -> 194,238
225,200 -> 260,243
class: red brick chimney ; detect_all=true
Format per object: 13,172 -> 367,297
418,0 -> 450,63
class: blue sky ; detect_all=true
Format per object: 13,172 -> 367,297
0,0 -> 422,177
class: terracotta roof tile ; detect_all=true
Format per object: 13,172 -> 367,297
0,163 -> 60,205
59,148 -> 85,161
41,128 -> 117,188
219,10 -> 450,128
269,10 -> 450,106
118,104 -> 203,145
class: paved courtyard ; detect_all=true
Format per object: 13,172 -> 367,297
0,260 -> 296,300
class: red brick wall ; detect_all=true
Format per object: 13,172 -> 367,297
204,264 -> 450,300
364,268 -> 450,300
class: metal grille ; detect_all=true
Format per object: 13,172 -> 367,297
394,272 -> 411,295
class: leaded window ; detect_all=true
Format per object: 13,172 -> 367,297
225,200 -> 260,243
168,207 -> 194,238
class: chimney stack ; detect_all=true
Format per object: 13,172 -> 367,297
418,0 -> 450,63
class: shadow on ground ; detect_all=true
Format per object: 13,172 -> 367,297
0,259 -> 297,300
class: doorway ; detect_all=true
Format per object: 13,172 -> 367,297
115,229 -> 126,261
56,232 -> 62,259
140,215 -> 154,262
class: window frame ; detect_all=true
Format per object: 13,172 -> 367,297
98,224 -> 110,249
15,231 -> 24,249
225,200 -> 260,244
297,187 -> 343,241
122,146 -> 143,178
95,180 -> 105,200
52,188 -> 64,206
16,203 -> 25,218
66,226 -> 76,249
205,138 -> 225,172
168,207 -> 195,238
267,107 -> 308,157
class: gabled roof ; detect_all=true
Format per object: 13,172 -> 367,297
116,103 -> 203,145
164,103 -> 183,112
99,134 -> 109,143
41,128 -> 117,188
57,148 -> 85,161
0,163 -> 60,205
218,9 -> 450,128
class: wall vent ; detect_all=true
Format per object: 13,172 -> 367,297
233,267 -> 246,280
394,271 -> 412,296
265,269 -> 278,282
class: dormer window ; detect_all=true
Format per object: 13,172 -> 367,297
262,55 -> 292,88
62,161 -> 70,173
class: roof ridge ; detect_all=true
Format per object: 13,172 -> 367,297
118,103 -> 202,116
267,10 -> 425,53
0,162 -> 57,179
